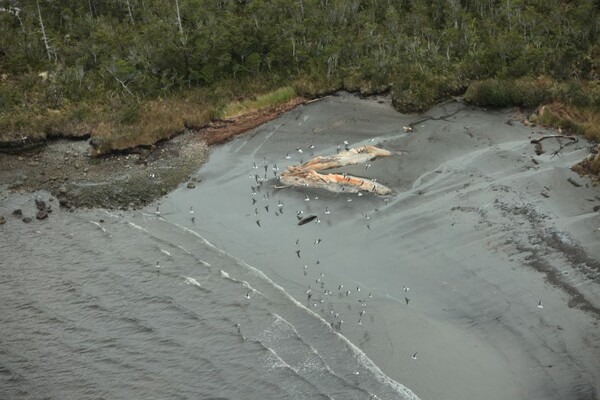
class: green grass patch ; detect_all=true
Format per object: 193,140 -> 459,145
219,86 -> 296,119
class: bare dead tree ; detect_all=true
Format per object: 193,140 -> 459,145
125,0 -> 135,25
36,0 -> 51,61
174,0 -> 183,34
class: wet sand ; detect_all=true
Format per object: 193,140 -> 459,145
161,93 -> 600,400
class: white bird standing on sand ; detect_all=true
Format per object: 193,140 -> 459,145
304,194 -> 310,201
245,291 -> 251,299
538,300 -> 544,309
325,207 -> 330,214
189,206 -> 194,214
412,352 -> 418,360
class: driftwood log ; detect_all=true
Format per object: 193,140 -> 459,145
279,145 -> 394,195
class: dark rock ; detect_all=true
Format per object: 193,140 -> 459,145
0,215 -> 5,225
594,205 -> 600,212
12,209 -> 23,217
58,198 -> 72,208
35,198 -> 47,211
45,205 -> 52,213
22,217 -> 32,223
187,182 -> 196,189
36,210 -> 48,220
99,219 -> 104,223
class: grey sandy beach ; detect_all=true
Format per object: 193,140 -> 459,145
1,93 -> 598,399
165,93 -> 600,399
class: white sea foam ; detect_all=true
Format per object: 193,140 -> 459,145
160,248 -> 171,257
127,222 -> 149,233
183,276 -> 202,288
161,218 -> 420,400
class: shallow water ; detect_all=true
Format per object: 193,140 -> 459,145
2,94 -> 599,400
0,195 -> 417,400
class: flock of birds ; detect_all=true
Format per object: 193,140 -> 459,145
154,137 -> 547,375
240,141 -> 423,367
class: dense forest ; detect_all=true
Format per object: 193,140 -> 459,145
1,0 -> 600,164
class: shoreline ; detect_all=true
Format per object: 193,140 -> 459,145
159,93 -> 600,399
0,96 -> 306,210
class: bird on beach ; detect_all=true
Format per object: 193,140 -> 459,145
285,153 -> 291,159
538,300 -> 544,309
155,261 -> 160,271
314,238 -> 322,245
404,286 -> 410,292
412,352 -> 418,360
245,291 -> 251,299
253,162 -> 258,169
304,194 -> 310,201
325,207 -> 330,215
189,206 -> 194,214
256,220 -> 261,227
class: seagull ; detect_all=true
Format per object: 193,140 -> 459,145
304,194 -> 310,201
155,206 -> 161,215
357,192 -> 363,197
347,198 -> 352,202
338,284 -> 344,290
365,164 -> 371,170
285,153 -> 291,159
235,323 -> 241,333
325,207 -> 330,214
358,319 -> 362,325
315,217 -> 321,224
314,238 -> 322,245
404,286 -> 409,292
245,291 -> 251,299
343,139 -> 349,145
309,144 -> 315,150
278,200 -> 283,208
365,213 -> 370,219
412,352 -> 418,360
356,286 -> 360,292
346,290 -> 351,296
155,261 -> 160,271
360,310 -> 365,316
296,147 -> 303,153
538,300 -> 544,309
253,162 -> 258,169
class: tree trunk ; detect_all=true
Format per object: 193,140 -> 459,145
36,0 -> 51,61
125,0 -> 134,25
175,0 -> 184,35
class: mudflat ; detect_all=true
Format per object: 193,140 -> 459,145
162,93 -> 600,400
